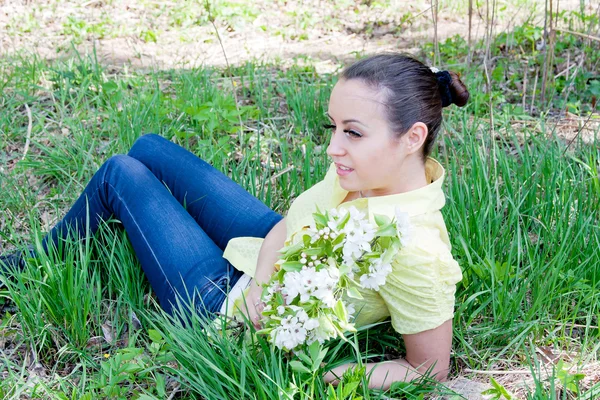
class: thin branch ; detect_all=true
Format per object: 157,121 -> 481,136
21,103 -> 32,161
270,166 -> 295,185
464,368 -> 532,375
468,0 -> 473,66
431,0 -> 440,66
553,27 -> 600,43
562,109 -> 595,155
204,0 -> 244,137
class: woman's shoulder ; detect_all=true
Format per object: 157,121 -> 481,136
389,215 -> 462,284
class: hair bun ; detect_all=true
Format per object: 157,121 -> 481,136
434,70 -> 469,108
447,71 -> 470,107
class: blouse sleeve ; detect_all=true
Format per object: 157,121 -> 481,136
376,225 -> 463,335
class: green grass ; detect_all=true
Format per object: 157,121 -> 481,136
1,20 -> 600,400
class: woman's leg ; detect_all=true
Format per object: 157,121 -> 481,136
126,134 -> 282,250
42,154 -> 251,315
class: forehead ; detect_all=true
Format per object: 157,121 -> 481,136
328,79 -> 388,122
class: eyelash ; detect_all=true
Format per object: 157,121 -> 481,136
322,123 -> 363,138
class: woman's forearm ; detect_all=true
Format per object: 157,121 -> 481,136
239,218 -> 287,325
324,358 -> 418,390
324,357 -> 446,390
252,218 -> 287,286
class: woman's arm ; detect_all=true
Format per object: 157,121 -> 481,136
239,218 -> 287,326
323,320 -> 452,389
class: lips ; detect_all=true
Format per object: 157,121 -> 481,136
335,163 -> 354,176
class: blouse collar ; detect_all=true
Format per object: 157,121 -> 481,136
329,157 -> 447,217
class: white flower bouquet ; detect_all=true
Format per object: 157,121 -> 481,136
257,206 -> 411,351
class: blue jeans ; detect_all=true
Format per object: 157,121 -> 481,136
43,134 -> 282,315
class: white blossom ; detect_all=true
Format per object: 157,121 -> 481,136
359,258 -> 393,290
261,205 -> 407,351
271,314 -> 307,350
394,206 -> 412,246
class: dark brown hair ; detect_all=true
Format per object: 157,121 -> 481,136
341,53 -> 469,158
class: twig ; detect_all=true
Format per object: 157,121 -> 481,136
464,368 -> 532,375
556,322 -> 599,329
468,0 -> 473,66
530,68 -> 539,114
430,0 -> 440,66
521,61 -> 527,109
555,57 -> 576,79
540,0 -> 555,109
21,103 -> 32,161
270,166 -> 295,184
553,27 -> 600,43
166,382 -> 180,400
204,1 -> 245,138
562,110 -> 595,155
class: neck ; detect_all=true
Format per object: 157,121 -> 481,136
361,156 -> 428,198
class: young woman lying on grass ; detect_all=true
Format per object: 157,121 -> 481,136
1,53 -> 469,389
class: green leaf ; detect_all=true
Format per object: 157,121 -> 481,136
295,351 -> 312,366
155,373 -> 166,398
303,234 -> 312,247
331,232 -> 345,246
290,360 -> 312,374
327,385 -> 338,400
280,241 -> 304,258
346,286 -> 363,299
336,211 -> 351,230
376,224 -> 397,237
101,81 -> 118,94
255,327 -> 273,335
308,341 -> 322,364
333,300 -> 347,323
341,381 -> 360,398
313,212 -> 328,227
303,247 -> 323,256
137,395 -> 159,400
374,214 -> 391,227
312,346 -> 328,371
147,329 -> 163,343
281,261 -> 303,272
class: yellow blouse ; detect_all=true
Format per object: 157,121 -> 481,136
222,158 -> 462,335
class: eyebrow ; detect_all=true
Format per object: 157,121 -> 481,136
326,113 -> 369,128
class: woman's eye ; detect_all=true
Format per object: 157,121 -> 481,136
344,130 -> 362,138
322,123 -> 362,139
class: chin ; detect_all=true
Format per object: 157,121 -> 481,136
337,180 -> 356,192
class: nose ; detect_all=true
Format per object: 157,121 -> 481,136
326,130 -> 345,158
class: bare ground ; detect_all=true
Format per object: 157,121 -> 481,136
0,0 -> 590,72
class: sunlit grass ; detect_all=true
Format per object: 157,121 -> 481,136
0,41 -> 598,399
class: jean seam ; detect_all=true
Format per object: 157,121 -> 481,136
64,185 -> 107,238
104,181 -> 177,295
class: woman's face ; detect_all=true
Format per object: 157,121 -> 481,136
326,78 -> 411,196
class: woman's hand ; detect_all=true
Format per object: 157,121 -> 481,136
238,218 -> 287,328
240,282 -> 265,329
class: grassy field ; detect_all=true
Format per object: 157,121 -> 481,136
1,3 -> 600,399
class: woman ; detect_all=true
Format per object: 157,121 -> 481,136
1,53 -> 469,389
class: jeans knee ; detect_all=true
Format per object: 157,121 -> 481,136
128,133 -> 167,161
130,133 -> 162,152
103,154 -> 147,181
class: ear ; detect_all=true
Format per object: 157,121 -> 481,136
403,122 -> 428,155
